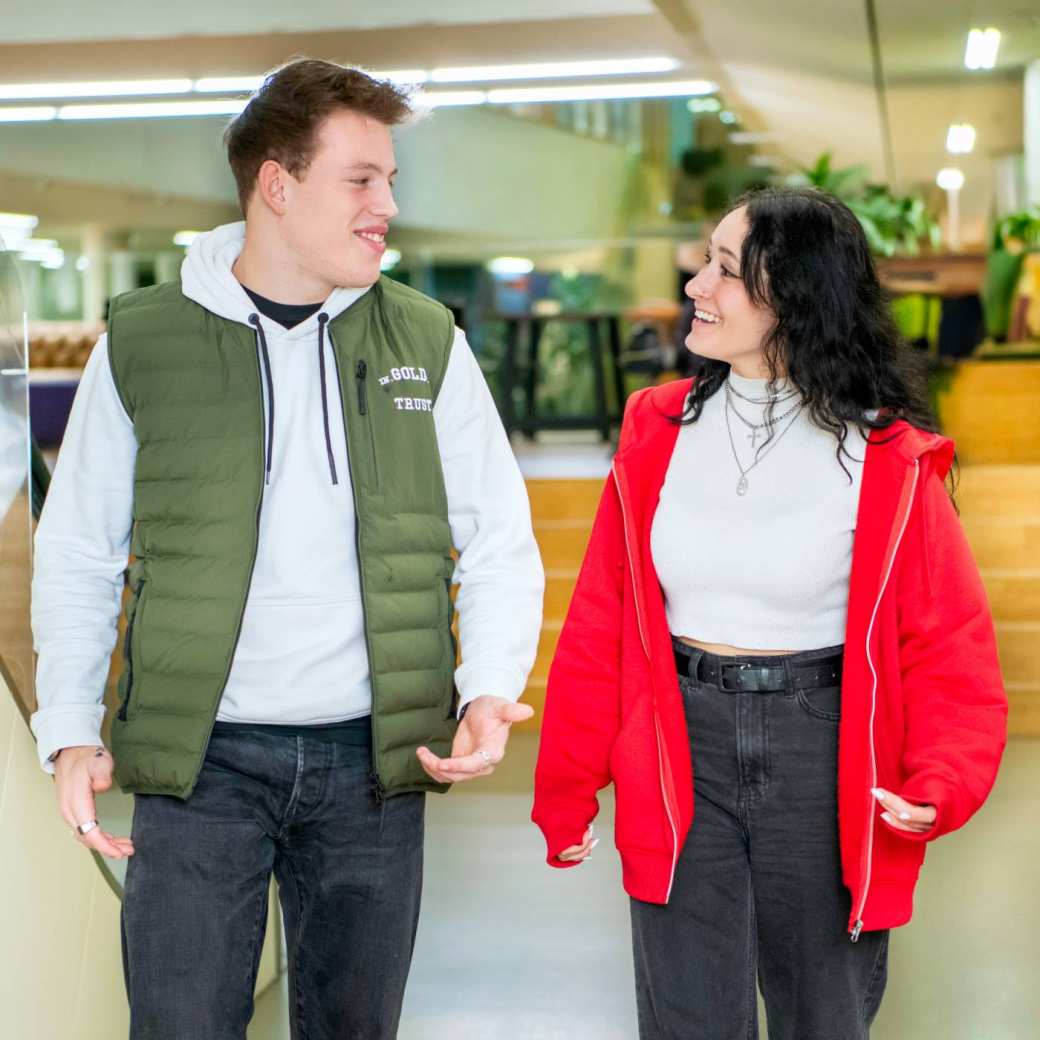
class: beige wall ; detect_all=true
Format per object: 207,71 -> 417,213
0,676 -> 281,1038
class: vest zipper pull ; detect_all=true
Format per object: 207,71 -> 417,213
356,360 -> 368,415
850,919 -> 864,942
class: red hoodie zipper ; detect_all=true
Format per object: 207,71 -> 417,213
850,456 -> 920,941
612,462 -> 681,900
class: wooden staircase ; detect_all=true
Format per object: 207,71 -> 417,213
518,469 -> 1040,738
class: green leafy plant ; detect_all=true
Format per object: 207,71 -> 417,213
789,152 -> 940,257
984,207 -> 1040,340
992,207 -> 1040,252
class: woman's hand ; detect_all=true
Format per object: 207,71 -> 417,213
871,787 -> 936,835
557,824 -> 599,863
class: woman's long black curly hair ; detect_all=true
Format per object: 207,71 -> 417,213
676,186 -> 950,487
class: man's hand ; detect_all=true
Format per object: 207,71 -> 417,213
53,746 -> 135,860
416,695 -> 534,784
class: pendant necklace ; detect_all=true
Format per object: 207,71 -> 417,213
724,391 -> 805,495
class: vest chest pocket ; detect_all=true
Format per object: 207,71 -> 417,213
117,580 -> 147,721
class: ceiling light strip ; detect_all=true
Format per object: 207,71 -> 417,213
0,79 -> 194,100
58,99 -> 247,120
487,80 -> 716,104
431,57 -> 678,83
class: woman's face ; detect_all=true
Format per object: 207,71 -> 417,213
683,206 -> 777,378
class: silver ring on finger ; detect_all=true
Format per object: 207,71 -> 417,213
476,749 -> 492,768
74,819 -> 99,836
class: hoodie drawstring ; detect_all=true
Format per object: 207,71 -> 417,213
316,313 -> 339,486
248,313 -> 275,486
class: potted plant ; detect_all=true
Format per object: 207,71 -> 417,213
788,153 -> 940,257
983,207 -> 1040,341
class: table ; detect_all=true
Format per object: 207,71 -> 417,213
488,312 -> 625,442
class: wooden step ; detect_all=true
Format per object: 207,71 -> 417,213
995,624 -> 1040,686
533,521 -> 593,571
527,478 -> 603,523
1006,686 -> 1040,737
544,571 -> 579,622
981,573 -> 1040,623
939,361 -> 1040,464
963,520 -> 1040,570
954,465 -> 1040,518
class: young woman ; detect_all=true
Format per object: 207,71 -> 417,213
532,187 -> 1007,1039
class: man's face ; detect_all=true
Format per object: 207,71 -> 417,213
278,108 -> 399,291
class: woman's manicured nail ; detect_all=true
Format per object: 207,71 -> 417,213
871,788 -> 886,801
899,811 -> 911,821
881,812 -> 894,824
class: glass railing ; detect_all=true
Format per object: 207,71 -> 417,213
0,241 -> 129,896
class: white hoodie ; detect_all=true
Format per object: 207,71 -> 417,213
30,222 -> 544,770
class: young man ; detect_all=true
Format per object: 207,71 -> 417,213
31,59 -> 544,1038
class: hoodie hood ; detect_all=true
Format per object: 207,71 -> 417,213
180,221 -> 370,338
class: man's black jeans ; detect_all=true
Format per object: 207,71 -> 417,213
630,640 -> 889,1040
121,725 -> 425,1040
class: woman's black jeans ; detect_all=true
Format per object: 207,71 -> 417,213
630,639 -> 889,1040
120,724 -> 425,1040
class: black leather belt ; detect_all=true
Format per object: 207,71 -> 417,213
673,642 -> 843,693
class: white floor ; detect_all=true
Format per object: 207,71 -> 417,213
249,735 -> 1040,1040
511,432 -> 614,480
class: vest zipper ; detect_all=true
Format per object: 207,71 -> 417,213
355,360 -> 381,489
356,360 -> 368,414
611,462 -> 680,901
851,457 -> 920,941
327,333 -> 385,799
117,580 -> 146,721
185,331 -> 269,798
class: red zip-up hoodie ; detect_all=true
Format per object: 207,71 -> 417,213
532,379 -> 1007,937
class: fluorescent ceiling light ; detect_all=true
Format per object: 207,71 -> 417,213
381,248 -> 402,272
19,238 -> 64,268
59,99 -> 247,120
414,90 -> 488,108
487,256 -> 534,275
0,106 -> 57,122
377,69 -> 429,84
195,70 -> 428,95
0,213 -> 39,231
718,110 -> 738,124
0,214 -> 39,250
687,97 -> 721,113
173,231 -> 201,247
488,79 -> 717,104
964,28 -> 1001,70
936,167 -> 965,191
432,57 -> 678,84
0,79 -> 193,100
728,131 -> 776,145
76,256 -> 90,272
193,76 -> 264,93
946,123 -> 976,154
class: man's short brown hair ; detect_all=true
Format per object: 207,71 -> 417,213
224,58 -> 413,215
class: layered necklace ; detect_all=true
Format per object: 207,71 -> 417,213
723,378 -> 804,496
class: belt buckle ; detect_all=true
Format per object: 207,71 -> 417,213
719,662 -> 750,692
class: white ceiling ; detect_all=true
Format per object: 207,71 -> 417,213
0,0 -> 655,44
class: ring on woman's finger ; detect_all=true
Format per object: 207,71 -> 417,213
476,749 -> 492,767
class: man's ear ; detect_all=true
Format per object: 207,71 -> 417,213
254,159 -> 291,216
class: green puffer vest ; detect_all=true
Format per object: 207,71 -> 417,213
107,277 -> 459,800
